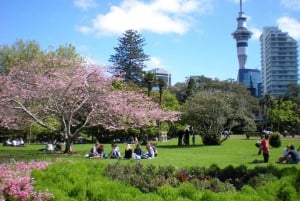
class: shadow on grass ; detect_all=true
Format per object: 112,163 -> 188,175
0,149 -> 69,163
157,144 -> 205,149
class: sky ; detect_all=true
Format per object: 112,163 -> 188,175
1,0 -> 300,84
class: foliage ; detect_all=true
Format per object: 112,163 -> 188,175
0,40 -> 82,75
276,182 -> 298,201
1,136 -> 300,201
179,76 -> 258,145
103,162 -> 300,195
247,173 -> 278,188
109,29 -> 149,86
181,91 -> 230,145
0,160 -> 53,201
144,71 -> 157,97
0,58 -> 179,153
151,90 -> 181,111
269,132 -> 281,148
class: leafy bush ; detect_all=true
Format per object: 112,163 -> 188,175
276,182 -> 297,201
201,132 -> 221,145
247,173 -> 278,188
269,132 -> 281,147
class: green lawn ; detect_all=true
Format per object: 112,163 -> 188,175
1,135 -> 299,169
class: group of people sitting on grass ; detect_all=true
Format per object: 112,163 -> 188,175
86,142 -> 157,159
277,144 -> 300,164
3,138 -> 25,146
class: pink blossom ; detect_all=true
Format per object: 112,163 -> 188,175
0,58 -> 179,153
0,161 -> 53,201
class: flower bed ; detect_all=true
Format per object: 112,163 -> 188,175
0,160 -> 54,201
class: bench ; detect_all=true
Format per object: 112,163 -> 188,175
245,132 -> 263,139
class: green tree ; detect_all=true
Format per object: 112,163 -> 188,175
152,90 -> 180,111
186,77 -> 196,99
259,94 -> 275,130
180,76 -> 258,145
0,40 -> 43,74
109,29 -> 149,85
169,82 -> 187,103
144,72 -> 157,97
158,78 -> 167,106
268,100 -> 300,133
181,91 -> 230,145
0,40 -> 83,74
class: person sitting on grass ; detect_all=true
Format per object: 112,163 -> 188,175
109,143 -> 121,159
124,144 -> 133,160
133,143 -> 142,159
143,143 -> 155,159
150,142 -> 158,157
87,143 -> 101,158
279,145 -> 300,164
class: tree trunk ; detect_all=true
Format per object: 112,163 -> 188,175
64,138 -> 73,153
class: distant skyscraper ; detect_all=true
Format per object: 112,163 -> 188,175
260,27 -> 298,97
232,0 -> 252,70
232,0 -> 261,97
237,69 -> 261,97
149,68 -> 171,87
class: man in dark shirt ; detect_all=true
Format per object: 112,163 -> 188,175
286,145 -> 300,164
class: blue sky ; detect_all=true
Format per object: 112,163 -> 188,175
1,0 -> 300,84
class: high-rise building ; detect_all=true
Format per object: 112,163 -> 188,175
260,27 -> 298,97
237,68 -> 261,97
232,0 -> 261,97
232,0 -> 252,70
148,68 -> 171,87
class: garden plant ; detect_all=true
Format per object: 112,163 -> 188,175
0,135 -> 299,201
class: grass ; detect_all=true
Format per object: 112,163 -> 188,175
1,135 -> 299,169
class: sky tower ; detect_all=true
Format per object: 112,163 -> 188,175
232,0 -> 252,69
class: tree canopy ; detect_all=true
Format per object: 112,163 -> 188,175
0,56 -> 179,152
109,29 -> 149,86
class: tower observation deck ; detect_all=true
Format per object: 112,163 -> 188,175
232,0 -> 252,69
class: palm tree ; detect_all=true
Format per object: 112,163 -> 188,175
260,94 -> 273,130
143,72 -> 157,97
276,96 -> 283,131
158,78 -> 167,106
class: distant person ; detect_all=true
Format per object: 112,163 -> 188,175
124,144 -> 133,159
178,130 -> 184,146
260,135 -> 270,163
87,143 -> 101,158
277,145 -> 290,163
144,143 -> 155,159
109,143 -> 121,159
280,145 -> 300,164
97,143 -> 108,158
133,143 -> 142,159
46,141 -> 54,152
150,142 -> 158,157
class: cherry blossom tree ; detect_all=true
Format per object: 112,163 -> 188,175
0,58 -> 179,153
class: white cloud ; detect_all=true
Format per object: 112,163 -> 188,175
277,16 -> 300,40
249,27 -> 262,40
281,0 -> 300,11
145,56 -> 168,71
74,0 -> 97,10
79,0 -> 214,36
77,25 -> 92,34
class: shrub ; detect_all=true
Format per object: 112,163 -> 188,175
276,182 -> 297,201
247,173 -> 278,188
269,132 -> 281,147
157,185 -> 179,201
201,132 -> 221,145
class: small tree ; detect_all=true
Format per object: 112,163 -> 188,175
181,91 -> 231,145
